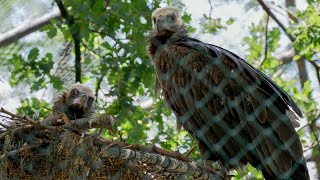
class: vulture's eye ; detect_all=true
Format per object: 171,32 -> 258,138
153,18 -> 156,23
170,14 -> 176,20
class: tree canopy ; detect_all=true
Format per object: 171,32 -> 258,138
0,0 -> 319,179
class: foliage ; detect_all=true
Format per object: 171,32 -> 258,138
289,2 -> 320,61
1,0 -> 319,179
4,0 -> 198,155
200,15 -> 235,34
234,0 -> 320,178
16,97 -> 51,120
7,48 -> 63,91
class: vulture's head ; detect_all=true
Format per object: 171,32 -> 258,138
152,7 -> 183,33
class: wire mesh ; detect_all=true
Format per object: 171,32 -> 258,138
0,1 -> 313,180
149,30 -> 308,179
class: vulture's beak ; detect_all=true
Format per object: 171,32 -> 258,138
156,19 -> 163,33
156,14 -> 177,33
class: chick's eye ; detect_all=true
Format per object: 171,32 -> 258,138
70,89 -> 78,97
87,97 -> 94,106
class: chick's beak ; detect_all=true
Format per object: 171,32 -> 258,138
72,94 -> 88,109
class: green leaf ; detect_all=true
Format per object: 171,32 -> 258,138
28,48 -> 40,61
226,18 -> 235,25
293,55 -> 301,61
181,13 -> 192,23
49,75 -> 63,90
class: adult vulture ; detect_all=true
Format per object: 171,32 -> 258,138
147,7 -> 309,180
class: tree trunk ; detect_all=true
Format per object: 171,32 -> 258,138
285,0 -> 308,88
297,58 -> 308,87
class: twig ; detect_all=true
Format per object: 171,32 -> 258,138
208,0 -> 213,18
304,142 -> 320,152
309,60 -> 320,86
0,122 -> 10,129
118,130 -> 125,142
80,40 -> 107,101
0,107 -> 37,125
89,28 -> 108,36
0,114 -> 11,119
185,144 -> 197,157
274,4 -> 299,23
95,74 -> 105,101
128,144 -> 189,162
257,14 -> 269,69
55,0 -> 82,83
0,140 -> 46,160
80,41 -> 101,57
257,0 -> 295,42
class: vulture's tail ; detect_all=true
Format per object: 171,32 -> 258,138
262,159 -> 309,180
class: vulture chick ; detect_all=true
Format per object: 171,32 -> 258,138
43,83 -> 95,125
147,6 -> 309,180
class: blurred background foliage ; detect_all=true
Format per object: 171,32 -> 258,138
0,0 -> 319,179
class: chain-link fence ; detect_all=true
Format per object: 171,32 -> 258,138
0,1 -> 317,179
150,32 -> 308,179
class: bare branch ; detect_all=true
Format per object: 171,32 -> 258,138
0,107 -> 37,125
41,114 -> 114,132
208,0 -> 213,18
99,145 -> 222,179
309,60 -> 320,85
256,14 -> 270,69
0,8 -> 61,48
185,144 -> 197,157
277,48 -> 295,64
257,0 -> 295,42
95,74 -> 106,101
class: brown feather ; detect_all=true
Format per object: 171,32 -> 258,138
147,23 -> 308,179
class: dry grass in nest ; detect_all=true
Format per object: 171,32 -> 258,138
0,112 -> 221,179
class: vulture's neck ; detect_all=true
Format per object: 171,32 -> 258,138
147,26 -> 187,58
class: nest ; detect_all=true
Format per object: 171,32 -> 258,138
0,108 -> 222,179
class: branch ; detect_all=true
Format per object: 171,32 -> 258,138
0,107 -> 37,125
185,144 -> 197,157
0,8 -> 61,48
256,14 -> 269,69
95,74 -> 106,101
81,40 -> 107,101
99,145 -> 222,179
277,47 -> 295,64
257,0 -> 295,42
208,0 -> 213,18
124,144 -> 190,162
274,4 -> 299,23
309,60 -> 320,85
54,0 -> 82,83
41,114 -> 114,131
